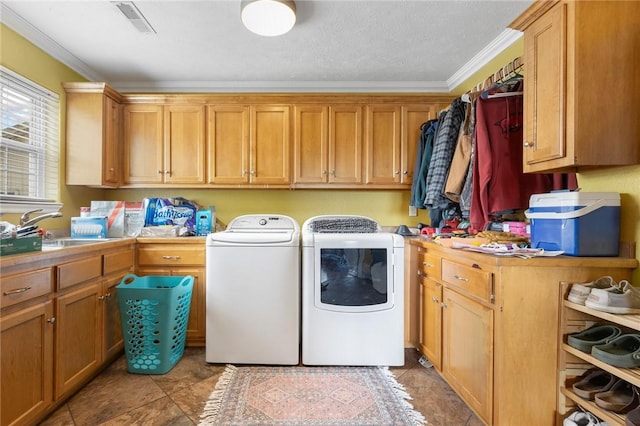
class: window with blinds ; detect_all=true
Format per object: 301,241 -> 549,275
1,66 -> 59,203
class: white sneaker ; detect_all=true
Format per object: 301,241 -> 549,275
568,276 -> 619,305
563,410 -> 609,426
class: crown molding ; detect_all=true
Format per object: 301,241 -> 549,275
446,29 -> 523,91
111,80 -> 451,93
0,4 -> 106,82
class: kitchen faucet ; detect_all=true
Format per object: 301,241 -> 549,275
20,209 -> 63,228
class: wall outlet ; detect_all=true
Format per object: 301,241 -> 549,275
409,205 -> 417,217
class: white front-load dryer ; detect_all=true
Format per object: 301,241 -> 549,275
301,215 -> 404,366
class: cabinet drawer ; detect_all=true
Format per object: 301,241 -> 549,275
57,257 -> 102,291
104,249 -> 134,275
1,268 -> 52,308
137,246 -> 205,266
441,260 -> 493,303
418,252 -> 441,279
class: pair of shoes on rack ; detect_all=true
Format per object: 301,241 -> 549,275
573,369 -> 639,414
595,379 -> 639,414
567,325 -> 622,353
563,408 -> 609,426
568,276 -> 620,305
567,325 -> 640,368
586,280 -> 640,314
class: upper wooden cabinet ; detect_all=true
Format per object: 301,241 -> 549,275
207,105 -> 290,186
251,105 -> 291,185
123,104 -> 164,184
123,104 -> 205,185
66,89 -> 453,188
63,82 -> 122,187
402,105 -> 445,185
511,0 -> 640,172
207,105 -> 250,184
365,105 -> 401,185
293,105 -> 362,186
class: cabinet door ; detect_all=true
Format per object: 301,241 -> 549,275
102,95 -> 121,186
102,276 -> 123,361
164,105 -> 206,184
55,283 -> 102,399
207,105 -> 250,184
293,105 -> 328,183
420,277 -> 442,370
401,105 -> 441,185
442,288 -> 493,425
1,301 -> 54,426
123,104 -> 164,184
365,105 -> 401,184
329,106 -> 362,183
251,105 -> 291,185
522,3 -> 565,169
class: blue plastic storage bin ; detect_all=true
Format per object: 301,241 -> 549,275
117,274 -> 193,374
525,192 -> 620,257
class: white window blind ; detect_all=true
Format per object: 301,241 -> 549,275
0,66 -> 59,203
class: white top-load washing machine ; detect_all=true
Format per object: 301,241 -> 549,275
205,214 -> 300,365
301,215 -> 404,366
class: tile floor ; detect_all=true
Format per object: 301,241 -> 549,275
39,348 -> 482,426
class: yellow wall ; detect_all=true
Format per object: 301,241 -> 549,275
0,24 -> 105,229
2,24 -> 639,281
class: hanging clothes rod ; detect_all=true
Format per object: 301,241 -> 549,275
470,56 -> 524,93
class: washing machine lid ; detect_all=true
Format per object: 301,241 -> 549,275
208,214 -> 299,245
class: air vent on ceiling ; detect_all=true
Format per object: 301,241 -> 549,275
112,1 -> 156,34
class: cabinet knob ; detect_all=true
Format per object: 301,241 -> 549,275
47,317 -> 56,324
403,170 -> 408,175
164,170 -> 170,175
242,170 -> 247,176
523,141 -> 534,148
394,170 -> 400,175
157,170 -> 163,174
440,302 -> 447,308
109,167 -> 115,172
250,170 -> 256,175
453,275 -> 469,282
322,170 -> 327,175
98,295 -> 106,301
331,170 -> 336,177
162,255 -> 181,260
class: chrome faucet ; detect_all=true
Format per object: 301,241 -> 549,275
20,209 -> 63,228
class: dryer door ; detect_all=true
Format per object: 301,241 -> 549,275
311,233 -> 396,313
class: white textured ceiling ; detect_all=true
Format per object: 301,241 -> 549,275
0,0 -> 533,93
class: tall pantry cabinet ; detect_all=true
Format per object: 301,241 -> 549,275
510,0 -> 640,172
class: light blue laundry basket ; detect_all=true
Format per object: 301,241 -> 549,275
117,274 -> 193,374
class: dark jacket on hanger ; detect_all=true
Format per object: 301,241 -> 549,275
469,94 -> 577,231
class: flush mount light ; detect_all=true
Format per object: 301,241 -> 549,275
241,0 -> 296,37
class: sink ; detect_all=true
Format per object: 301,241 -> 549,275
42,238 -> 114,250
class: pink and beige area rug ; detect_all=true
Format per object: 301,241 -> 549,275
199,365 -> 427,425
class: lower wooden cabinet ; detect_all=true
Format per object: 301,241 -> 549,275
0,300 -> 54,426
55,283 -> 102,399
420,277 -> 442,370
136,239 -> 206,346
442,287 -> 493,423
408,240 -> 638,425
0,241 -> 134,426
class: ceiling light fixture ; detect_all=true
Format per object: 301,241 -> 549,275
241,0 -> 296,37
